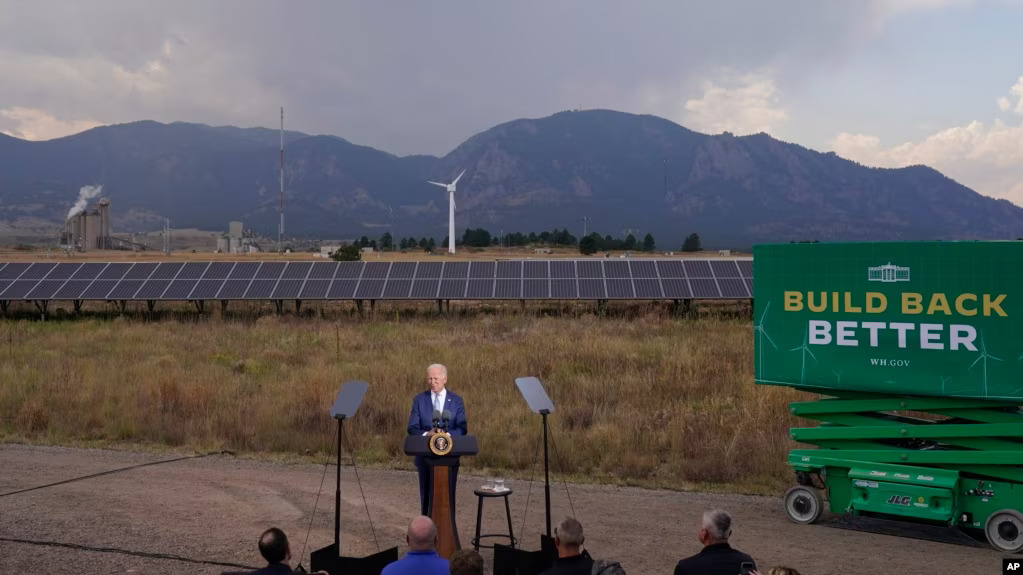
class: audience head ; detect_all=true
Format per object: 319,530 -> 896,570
406,515 -> 438,551
450,548 -> 484,575
554,516 -> 585,557
767,568 -> 801,575
698,509 -> 732,546
258,527 -> 291,565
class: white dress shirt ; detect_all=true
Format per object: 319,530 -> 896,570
423,388 -> 447,435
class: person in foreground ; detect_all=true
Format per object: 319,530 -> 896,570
539,516 -> 594,575
673,509 -> 756,575
381,515 -> 449,575
407,363 -> 468,516
449,548 -> 485,575
249,527 -> 327,575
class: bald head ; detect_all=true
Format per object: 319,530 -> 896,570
407,515 -> 437,551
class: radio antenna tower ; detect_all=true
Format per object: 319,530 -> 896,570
279,106 -> 284,253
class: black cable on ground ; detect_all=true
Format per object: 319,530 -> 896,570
0,450 -> 233,498
0,536 -> 259,571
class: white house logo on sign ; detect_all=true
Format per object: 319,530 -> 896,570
868,263 -> 910,283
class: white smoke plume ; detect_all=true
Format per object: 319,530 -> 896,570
67,184 -> 103,219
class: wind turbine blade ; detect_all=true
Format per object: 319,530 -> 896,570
806,348 -> 818,362
427,181 -> 447,188
970,356 -> 983,369
991,354 -> 1004,362
763,332 -> 778,349
452,168 -> 466,186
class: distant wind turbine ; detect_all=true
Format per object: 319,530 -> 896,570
970,331 -> 1002,397
789,330 -> 818,386
427,169 -> 466,254
752,301 -> 777,376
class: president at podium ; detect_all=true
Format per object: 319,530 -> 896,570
407,363 -> 468,516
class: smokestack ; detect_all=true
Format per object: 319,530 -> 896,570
67,184 -> 103,220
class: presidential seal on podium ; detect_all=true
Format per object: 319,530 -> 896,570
429,430 -> 453,456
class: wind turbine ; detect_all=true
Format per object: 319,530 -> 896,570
752,301 -> 777,376
970,331 -> 1002,397
789,330 -> 818,386
427,169 -> 466,254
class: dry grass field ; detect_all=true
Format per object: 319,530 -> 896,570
0,309 -> 808,495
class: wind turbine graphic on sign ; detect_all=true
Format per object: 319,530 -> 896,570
789,330 -> 818,386
753,301 -> 777,376
427,169 -> 466,255
970,331 -> 1002,397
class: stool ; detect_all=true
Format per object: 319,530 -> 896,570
471,487 -> 517,551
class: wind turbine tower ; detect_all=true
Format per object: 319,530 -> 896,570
427,169 -> 466,254
279,106 -> 284,253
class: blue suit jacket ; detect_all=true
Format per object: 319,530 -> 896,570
407,389 -> 467,439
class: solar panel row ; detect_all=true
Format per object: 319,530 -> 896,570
0,259 -> 753,301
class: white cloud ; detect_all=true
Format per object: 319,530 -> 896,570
0,107 -> 101,141
831,77 -> 1023,206
635,70 -> 789,136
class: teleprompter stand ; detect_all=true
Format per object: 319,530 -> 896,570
492,376 -> 560,575
310,381 -> 398,575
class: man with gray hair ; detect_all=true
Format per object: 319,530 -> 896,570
538,516 -> 593,575
673,509 -> 756,575
407,363 -> 468,516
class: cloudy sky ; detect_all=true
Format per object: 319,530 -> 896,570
1,1 -> 1021,204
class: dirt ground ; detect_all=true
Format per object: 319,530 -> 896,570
0,444 -> 1003,575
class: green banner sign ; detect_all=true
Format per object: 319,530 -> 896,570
753,241 -> 1023,400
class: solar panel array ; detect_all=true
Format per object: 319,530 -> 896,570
0,259 -> 753,302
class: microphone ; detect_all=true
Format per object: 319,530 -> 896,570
441,409 -> 452,430
432,409 -> 442,429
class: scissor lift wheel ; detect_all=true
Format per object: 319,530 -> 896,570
985,509 -> 1023,554
784,485 -> 823,524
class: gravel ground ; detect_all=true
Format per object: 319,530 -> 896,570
0,444 -> 1005,574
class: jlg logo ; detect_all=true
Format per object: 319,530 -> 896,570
886,495 -> 911,506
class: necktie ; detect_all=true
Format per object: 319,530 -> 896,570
433,393 -> 440,413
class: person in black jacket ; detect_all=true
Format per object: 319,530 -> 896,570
673,510 -> 756,575
538,517 -> 594,575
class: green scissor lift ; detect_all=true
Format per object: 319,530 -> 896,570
753,241 -> 1023,553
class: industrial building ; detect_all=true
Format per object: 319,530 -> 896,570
63,198 -> 112,252
216,221 -> 262,253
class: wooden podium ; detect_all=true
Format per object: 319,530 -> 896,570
403,433 -> 478,559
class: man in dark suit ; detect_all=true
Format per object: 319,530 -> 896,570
407,363 -> 468,516
673,510 -> 756,575
241,527 -> 327,575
